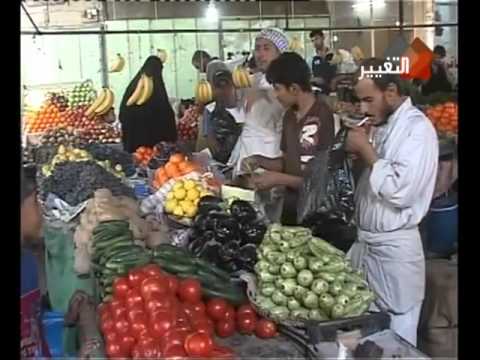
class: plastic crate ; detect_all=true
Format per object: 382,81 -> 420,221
41,311 -> 65,358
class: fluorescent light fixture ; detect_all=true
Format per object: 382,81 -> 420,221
205,2 -> 219,23
352,0 -> 386,10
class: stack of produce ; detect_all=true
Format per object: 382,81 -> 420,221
68,80 -> 97,109
152,153 -> 198,189
24,99 -> 66,134
425,101 -> 458,134
177,105 -> 200,142
254,224 -> 375,322
188,197 -> 267,274
84,144 -> 136,177
40,127 -> 82,147
39,160 -> 134,206
73,189 -> 160,278
40,145 -> 125,178
134,147 -> 157,167
146,142 -> 180,170
76,122 -> 121,145
163,179 -> 212,219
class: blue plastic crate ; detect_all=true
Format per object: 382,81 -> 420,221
41,311 -> 65,358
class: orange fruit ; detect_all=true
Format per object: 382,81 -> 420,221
169,153 -> 185,164
165,162 -> 180,178
157,173 -> 169,185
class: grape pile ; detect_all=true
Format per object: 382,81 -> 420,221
68,81 -> 96,109
83,144 -> 136,177
39,161 -> 135,206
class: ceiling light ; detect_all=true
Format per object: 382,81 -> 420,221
205,2 -> 219,23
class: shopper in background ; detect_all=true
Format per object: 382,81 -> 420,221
192,50 -> 246,85
119,56 -> 177,153
345,58 -> 439,345
21,168 -> 51,359
242,52 -> 335,225
420,45 -> 453,96
307,29 -> 337,95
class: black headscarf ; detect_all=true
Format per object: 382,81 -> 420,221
119,56 -> 177,153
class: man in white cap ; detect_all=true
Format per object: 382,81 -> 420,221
228,28 -> 289,222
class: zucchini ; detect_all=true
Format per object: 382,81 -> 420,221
153,258 -> 196,274
94,235 -> 133,251
194,258 -> 230,282
202,285 -> 247,306
195,267 -> 226,285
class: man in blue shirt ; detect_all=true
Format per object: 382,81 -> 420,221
21,168 -> 50,358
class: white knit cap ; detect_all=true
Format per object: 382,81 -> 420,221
255,28 -> 289,53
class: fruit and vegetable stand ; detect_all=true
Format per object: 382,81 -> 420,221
24,76 -> 433,359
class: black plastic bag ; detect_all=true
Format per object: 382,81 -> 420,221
210,106 -> 241,164
297,127 -> 356,251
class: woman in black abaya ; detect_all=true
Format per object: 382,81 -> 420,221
119,56 -> 177,153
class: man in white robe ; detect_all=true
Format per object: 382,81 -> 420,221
345,58 -> 439,346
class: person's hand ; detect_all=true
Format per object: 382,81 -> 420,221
251,171 -> 281,191
345,126 -> 371,154
241,155 -> 260,174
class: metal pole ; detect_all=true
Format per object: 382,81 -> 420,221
99,23 -> 109,88
399,0 -> 404,34
370,3 -> 375,57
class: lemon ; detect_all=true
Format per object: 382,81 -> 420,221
174,188 -> 187,200
165,199 -> 177,213
173,206 -> 184,217
184,180 -> 196,190
180,200 -> 194,213
186,188 -> 200,201
173,181 -> 185,192
184,204 -> 198,218
194,198 -> 200,206
166,192 -> 175,201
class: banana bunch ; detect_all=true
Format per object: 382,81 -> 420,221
109,53 -> 125,73
194,80 -> 213,104
232,66 -> 252,89
127,74 -> 154,106
85,88 -> 115,118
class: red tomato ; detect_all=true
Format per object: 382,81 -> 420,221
111,305 -> 127,320
110,299 -> 125,311
98,302 -> 111,318
113,277 -> 131,299
178,279 -> 202,304
100,311 -> 112,324
191,302 -> 206,316
141,264 -> 165,278
237,313 -> 257,335
236,304 -> 256,318
101,318 -> 115,334
215,319 -> 236,338
206,298 -> 228,321
191,318 -> 215,335
126,288 -> 144,309
222,305 -> 236,322
165,274 -> 180,294
175,308 -> 190,328
128,306 -> 146,322
185,331 -> 214,357
106,340 -> 128,359
132,339 -> 160,359
119,334 -> 136,354
141,276 -> 170,300
255,319 -> 278,339
149,311 -> 175,338
161,328 -> 190,352
128,268 -> 148,289
210,344 -> 235,359
163,344 -> 187,359
145,294 -> 176,315
104,331 -> 118,343
131,314 -> 149,339
115,316 -> 131,335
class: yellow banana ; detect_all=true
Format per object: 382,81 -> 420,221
232,67 -> 252,88
95,89 -> 114,115
109,53 -> 125,73
85,88 -> 107,118
127,75 -> 145,106
136,75 -> 154,105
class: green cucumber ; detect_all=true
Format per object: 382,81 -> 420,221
194,259 -> 230,282
153,259 -> 196,274
202,286 -> 247,306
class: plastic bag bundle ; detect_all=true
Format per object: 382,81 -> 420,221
211,106 -> 241,164
297,128 -> 356,251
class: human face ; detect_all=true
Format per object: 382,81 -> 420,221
214,82 -> 237,108
254,38 -> 280,73
21,192 -> 43,245
354,78 -> 398,126
311,35 -> 325,51
272,84 -> 297,109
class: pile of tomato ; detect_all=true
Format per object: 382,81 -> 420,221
99,264 -> 277,359
425,101 -> 458,134
134,147 -> 157,167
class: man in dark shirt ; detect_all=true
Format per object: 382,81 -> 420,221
242,52 -> 335,224
308,29 -> 337,95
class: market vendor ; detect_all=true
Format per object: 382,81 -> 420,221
119,56 -> 177,153
21,168 -> 51,358
228,27 -> 288,178
241,52 -> 335,225
344,57 -> 439,345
